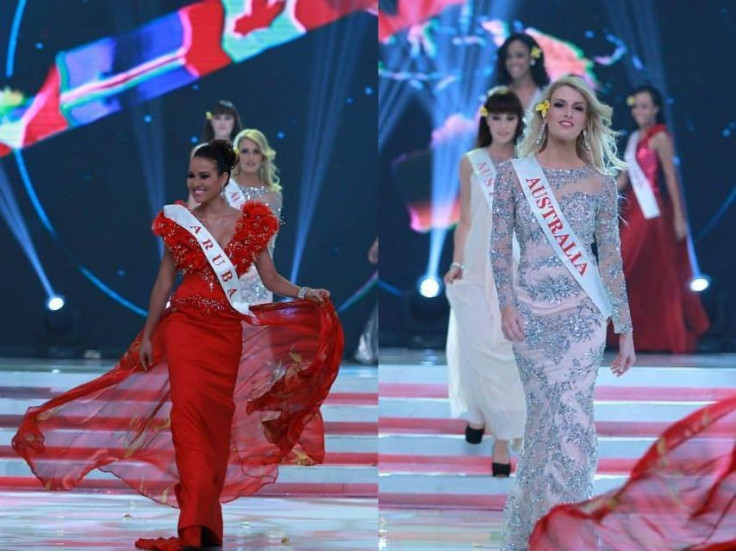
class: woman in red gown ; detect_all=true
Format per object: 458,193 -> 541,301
12,140 -> 343,550
614,85 -> 708,353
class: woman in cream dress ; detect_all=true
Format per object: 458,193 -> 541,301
444,87 -> 526,476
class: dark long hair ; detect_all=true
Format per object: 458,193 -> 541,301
201,100 -> 243,142
476,87 -> 525,148
494,33 -> 550,88
629,84 -> 667,125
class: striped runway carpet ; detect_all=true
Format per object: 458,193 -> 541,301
0,358 -> 377,550
2,352 -> 734,550
378,349 -> 736,550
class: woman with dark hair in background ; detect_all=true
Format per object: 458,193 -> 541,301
444,87 -> 526,476
493,33 -> 551,112
13,140 -> 343,551
491,76 -> 635,549
201,99 -> 243,143
614,85 -> 709,353
188,100 -> 246,209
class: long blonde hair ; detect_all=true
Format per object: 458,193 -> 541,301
519,75 -> 626,175
233,128 -> 281,191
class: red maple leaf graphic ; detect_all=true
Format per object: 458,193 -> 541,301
233,0 -> 287,36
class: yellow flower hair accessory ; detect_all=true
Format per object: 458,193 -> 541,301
206,111 -> 213,120
530,46 -> 542,59
535,99 -> 550,118
626,95 -> 636,107
479,106 -> 489,117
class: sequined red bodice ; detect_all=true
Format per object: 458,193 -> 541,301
152,201 -> 279,314
635,124 -> 668,196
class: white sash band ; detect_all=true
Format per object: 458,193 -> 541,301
224,179 -> 247,210
624,131 -> 661,219
511,158 -> 612,318
163,204 -> 251,315
467,149 -> 521,262
466,148 -> 498,212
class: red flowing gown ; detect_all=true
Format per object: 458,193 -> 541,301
611,124 -> 709,353
530,395 -> 736,550
12,202 -> 344,550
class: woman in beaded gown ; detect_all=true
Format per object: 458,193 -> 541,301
443,87 -> 526,475
490,76 -> 636,550
612,85 -> 709,353
13,141 -> 343,551
225,128 -> 283,304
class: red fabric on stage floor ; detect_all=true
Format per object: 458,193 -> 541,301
529,395 -> 736,550
12,201 -> 344,550
610,124 -> 708,353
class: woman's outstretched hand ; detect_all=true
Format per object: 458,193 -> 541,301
305,288 -> 330,304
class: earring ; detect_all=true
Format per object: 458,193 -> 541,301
535,121 -> 547,146
219,186 -> 226,198
583,129 -> 591,151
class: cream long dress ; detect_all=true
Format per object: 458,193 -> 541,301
445,149 -> 525,439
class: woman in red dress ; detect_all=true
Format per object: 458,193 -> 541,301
614,85 -> 708,353
12,140 -> 343,550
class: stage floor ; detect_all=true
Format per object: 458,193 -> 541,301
1,492 -> 376,550
378,348 -> 736,550
2,351 -> 735,549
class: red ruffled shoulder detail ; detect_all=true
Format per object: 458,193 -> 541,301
228,201 -> 280,272
151,203 -> 208,272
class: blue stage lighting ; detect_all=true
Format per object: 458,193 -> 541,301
417,275 -> 442,298
46,295 -> 65,311
690,276 -> 711,293
290,15 -> 366,282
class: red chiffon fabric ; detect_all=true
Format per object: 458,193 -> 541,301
530,395 -> 736,550
12,202 -> 344,550
610,124 -> 708,353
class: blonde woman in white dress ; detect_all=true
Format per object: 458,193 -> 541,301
444,87 -> 526,476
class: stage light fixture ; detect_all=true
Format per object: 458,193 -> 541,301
417,275 -> 442,298
690,275 -> 711,293
41,296 -> 82,358
46,295 -> 65,311
402,279 -> 450,349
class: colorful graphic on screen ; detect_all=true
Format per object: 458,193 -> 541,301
0,0 -> 375,157
380,1 -> 625,232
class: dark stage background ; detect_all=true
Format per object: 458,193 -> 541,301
379,0 -> 736,351
0,1 -> 377,357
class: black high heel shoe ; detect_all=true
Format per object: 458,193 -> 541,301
465,424 -> 484,444
492,461 -> 511,477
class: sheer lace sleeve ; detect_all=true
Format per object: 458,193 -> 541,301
262,189 -> 282,252
595,175 -> 633,334
490,161 -> 517,310
263,189 -> 283,219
